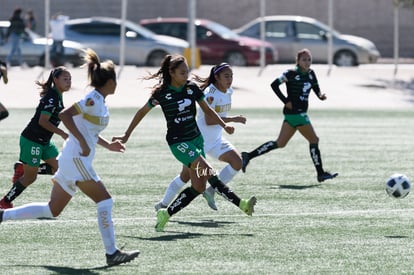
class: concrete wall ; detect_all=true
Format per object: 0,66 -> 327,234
1,0 -> 413,57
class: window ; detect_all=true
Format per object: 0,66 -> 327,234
296,22 -> 324,40
69,23 -> 120,36
266,21 -> 292,38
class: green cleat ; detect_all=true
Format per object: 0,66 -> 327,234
155,209 -> 170,232
202,187 -> 218,211
239,196 -> 257,216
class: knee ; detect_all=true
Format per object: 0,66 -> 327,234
49,203 -> 61,217
230,157 -> 243,171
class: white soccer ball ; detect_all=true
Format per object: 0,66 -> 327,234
385,173 -> 411,199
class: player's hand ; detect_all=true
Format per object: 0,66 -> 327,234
108,140 -> 126,153
112,134 -> 129,144
285,102 -> 293,110
319,93 -> 327,100
224,125 -> 235,135
79,142 -> 91,157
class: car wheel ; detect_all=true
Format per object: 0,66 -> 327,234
146,50 -> 168,67
225,51 -> 247,66
334,50 -> 357,66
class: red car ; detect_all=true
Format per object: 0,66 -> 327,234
140,17 -> 277,66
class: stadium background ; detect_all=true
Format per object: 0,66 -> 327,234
0,0 -> 413,58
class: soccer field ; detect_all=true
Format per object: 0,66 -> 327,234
1,107 -> 414,274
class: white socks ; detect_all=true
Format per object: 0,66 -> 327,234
97,198 -> 117,255
161,175 -> 186,206
218,164 -> 238,184
3,202 -> 53,221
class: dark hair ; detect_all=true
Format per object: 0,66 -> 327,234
143,54 -> 186,94
296,48 -> 312,64
83,48 -> 116,88
36,66 -> 68,97
193,63 -> 231,91
10,8 -> 22,19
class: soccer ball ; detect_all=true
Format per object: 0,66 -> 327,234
385,173 -> 411,199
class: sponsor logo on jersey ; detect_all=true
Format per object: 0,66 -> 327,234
177,98 -> 191,112
207,96 -> 214,105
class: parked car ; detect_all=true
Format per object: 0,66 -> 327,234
140,17 -> 277,66
234,15 -> 380,66
0,21 -> 84,67
64,17 -> 189,66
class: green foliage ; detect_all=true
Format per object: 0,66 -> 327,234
1,108 -> 414,274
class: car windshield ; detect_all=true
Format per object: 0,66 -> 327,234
124,20 -> 156,38
203,21 -> 239,39
310,19 -> 341,37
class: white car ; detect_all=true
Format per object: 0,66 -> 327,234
234,15 -> 380,66
0,21 -> 84,67
64,17 -> 189,66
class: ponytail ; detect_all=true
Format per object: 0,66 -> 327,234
83,48 -> 116,88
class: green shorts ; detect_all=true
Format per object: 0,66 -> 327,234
19,136 -> 59,167
284,113 -> 311,128
169,135 -> 205,167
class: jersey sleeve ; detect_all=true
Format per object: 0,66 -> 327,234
40,93 -> 59,116
271,70 -> 289,104
310,70 -> 321,96
203,86 -> 217,109
187,81 -> 205,102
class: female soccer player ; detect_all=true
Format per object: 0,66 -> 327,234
241,48 -> 338,183
113,55 -> 256,232
154,63 -> 246,211
0,49 -> 139,266
0,66 -> 71,209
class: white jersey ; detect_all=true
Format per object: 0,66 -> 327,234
197,84 -> 233,152
53,90 -> 109,195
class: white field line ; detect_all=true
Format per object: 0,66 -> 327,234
3,207 -> 413,225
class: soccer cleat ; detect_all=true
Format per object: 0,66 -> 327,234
0,198 -> 13,209
317,172 -> 338,183
239,196 -> 257,216
202,188 -> 218,211
106,249 -> 140,266
12,161 -> 24,184
241,152 -> 250,173
154,201 -> 167,212
155,209 -> 170,232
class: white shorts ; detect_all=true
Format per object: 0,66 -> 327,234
205,137 -> 235,160
52,155 -> 100,196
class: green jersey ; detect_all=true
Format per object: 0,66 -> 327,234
148,81 -> 205,145
21,87 -> 64,145
271,66 -> 321,114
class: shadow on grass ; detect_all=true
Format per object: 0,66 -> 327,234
271,184 -> 321,190
127,220 -> 253,242
385,235 -> 409,239
7,264 -> 111,275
